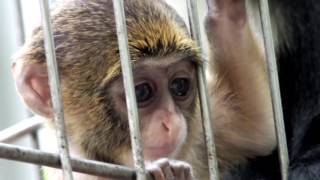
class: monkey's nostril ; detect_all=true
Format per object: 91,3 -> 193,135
161,120 -> 170,132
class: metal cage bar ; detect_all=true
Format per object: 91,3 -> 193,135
38,0 -> 74,179
0,143 -> 138,179
257,0 -> 289,180
112,1 -> 149,180
12,0 -> 41,179
0,117 -> 43,180
0,117 -> 43,143
31,131 -> 43,180
0,0 -> 292,180
186,0 -> 220,180
12,0 -> 25,46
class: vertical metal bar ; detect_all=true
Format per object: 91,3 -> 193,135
12,0 -> 25,46
258,1 -> 289,180
31,131 -> 43,180
31,132 -> 40,150
38,0 -> 74,179
186,0 -> 220,180
12,1 -> 40,178
112,1 -> 148,180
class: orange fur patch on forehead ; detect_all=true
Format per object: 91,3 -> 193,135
14,0 -> 200,88
126,2 -> 198,59
102,0 -> 201,86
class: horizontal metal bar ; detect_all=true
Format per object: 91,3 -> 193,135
112,1 -> 147,180
257,0 -> 289,180
38,0 -> 74,179
0,143 -> 140,179
0,116 -> 44,143
186,0 -> 220,180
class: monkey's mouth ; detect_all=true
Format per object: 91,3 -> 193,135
143,145 -> 176,161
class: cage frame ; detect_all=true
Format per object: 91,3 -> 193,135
0,0 -> 289,179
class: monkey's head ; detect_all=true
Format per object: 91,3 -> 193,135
12,0 -> 201,165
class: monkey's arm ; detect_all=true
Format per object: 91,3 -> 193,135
205,0 -> 276,166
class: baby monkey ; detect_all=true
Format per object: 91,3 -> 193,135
12,0 -> 275,179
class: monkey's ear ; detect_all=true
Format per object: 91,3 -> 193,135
12,60 -> 52,118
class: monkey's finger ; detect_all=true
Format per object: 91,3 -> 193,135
207,0 -> 218,14
146,164 -> 165,180
163,164 -> 175,180
170,163 -> 184,179
170,160 -> 194,180
207,0 -> 246,18
205,0 -> 247,37
207,0 -> 233,12
183,164 -> 194,180
147,159 -> 175,180
155,159 -> 174,180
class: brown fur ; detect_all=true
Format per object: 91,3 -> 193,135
13,0 -> 276,179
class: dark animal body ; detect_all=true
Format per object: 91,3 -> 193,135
223,0 -> 320,179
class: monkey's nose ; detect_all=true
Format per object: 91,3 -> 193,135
160,111 -> 174,132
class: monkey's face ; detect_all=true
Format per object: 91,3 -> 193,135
58,55 -> 200,166
11,0 -> 201,166
109,56 -> 198,162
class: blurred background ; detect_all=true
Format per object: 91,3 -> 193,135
0,0 -> 207,179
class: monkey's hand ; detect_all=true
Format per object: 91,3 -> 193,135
146,158 -> 194,180
205,0 -> 249,61
206,0 -> 247,22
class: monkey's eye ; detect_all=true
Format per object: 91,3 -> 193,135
135,82 -> 154,104
170,78 -> 190,98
